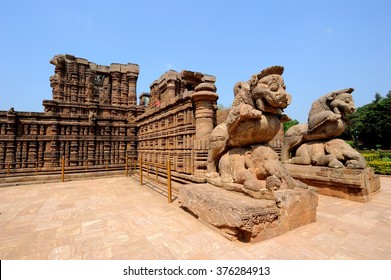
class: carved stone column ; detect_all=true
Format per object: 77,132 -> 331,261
5,109 -> 16,166
104,126 -> 111,164
38,142 -> 44,167
127,74 -> 138,106
166,80 -> 176,101
70,125 -> 79,166
120,73 -> 128,107
0,142 -> 5,167
85,69 -> 95,103
111,72 -> 121,106
48,123 -> 59,167
190,83 -> 218,142
28,141 -> 37,167
190,83 -> 218,176
88,126 -> 96,165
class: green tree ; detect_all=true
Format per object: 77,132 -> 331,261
373,92 -> 382,103
347,91 -> 391,149
217,103 -> 230,111
283,119 -> 299,133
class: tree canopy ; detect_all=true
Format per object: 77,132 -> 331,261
347,91 -> 391,150
283,119 -> 299,133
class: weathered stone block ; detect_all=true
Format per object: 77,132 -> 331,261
179,183 -> 318,243
284,164 -> 381,202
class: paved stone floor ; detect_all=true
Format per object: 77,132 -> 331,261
0,175 -> 390,260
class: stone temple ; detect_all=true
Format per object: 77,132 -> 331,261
0,54 -> 380,243
0,54 -> 218,180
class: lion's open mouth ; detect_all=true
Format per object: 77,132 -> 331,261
344,107 -> 355,115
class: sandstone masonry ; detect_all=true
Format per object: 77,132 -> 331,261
0,55 -> 218,182
0,54 -> 142,171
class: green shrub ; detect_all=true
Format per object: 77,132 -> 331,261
380,152 -> 391,159
345,140 -> 355,147
361,151 -> 391,174
367,160 -> 391,175
362,153 -> 381,162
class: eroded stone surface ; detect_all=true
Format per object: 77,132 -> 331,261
280,88 -> 379,201
179,183 -> 318,243
178,66 -> 317,242
205,66 -> 303,192
281,88 -> 366,169
0,55 -> 219,183
207,66 -> 291,177
0,54 -> 142,171
285,164 -> 381,202
135,70 -> 218,180
290,139 -> 367,169
207,145 -> 307,200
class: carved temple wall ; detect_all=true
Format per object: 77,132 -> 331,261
136,70 -> 218,181
0,54 -> 143,171
0,55 -> 289,183
0,55 -> 220,182
0,111 -> 138,169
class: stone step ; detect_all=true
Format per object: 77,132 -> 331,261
0,169 -> 127,188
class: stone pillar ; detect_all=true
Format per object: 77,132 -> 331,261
70,84 -> 78,103
65,142 -> 70,163
48,123 -> 59,167
28,141 -> 37,167
5,109 -> 16,166
104,126 -> 111,164
191,83 -> 218,176
50,70 -> 62,101
49,55 -> 65,101
166,80 -> 176,101
29,124 -> 38,166
82,136 -> 88,165
88,125 -> 96,165
70,125 -> 79,166
21,142 -> 27,168
69,60 -> 79,104
127,74 -> 137,106
85,69 -> 95,103
0,142 -> 5,166
38,142 -> 45,167
120,73 -> 128,107
190,83 -> 219,142
111,72 -> 121,106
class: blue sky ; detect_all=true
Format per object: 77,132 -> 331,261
0,0 -> 390,123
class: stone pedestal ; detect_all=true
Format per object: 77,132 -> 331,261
284,164 -> 381,202
179,183 -> 318,243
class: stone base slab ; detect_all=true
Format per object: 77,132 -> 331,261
284,165 -> 381,202
179,183 -> 318,243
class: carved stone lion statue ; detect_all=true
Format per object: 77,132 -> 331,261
207,66 -> 291,177
212,145 -> 308,199
281,88 -> 355,163
281,88 -> 366,169
291,139 -> 367,169
205,66 -> 308,198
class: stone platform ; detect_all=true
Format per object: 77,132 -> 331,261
179,183 -> 318,243
284,165 -> 381,202
1,176 -> 391,259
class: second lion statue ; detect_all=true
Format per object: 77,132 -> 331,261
281,87 -> 367,169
